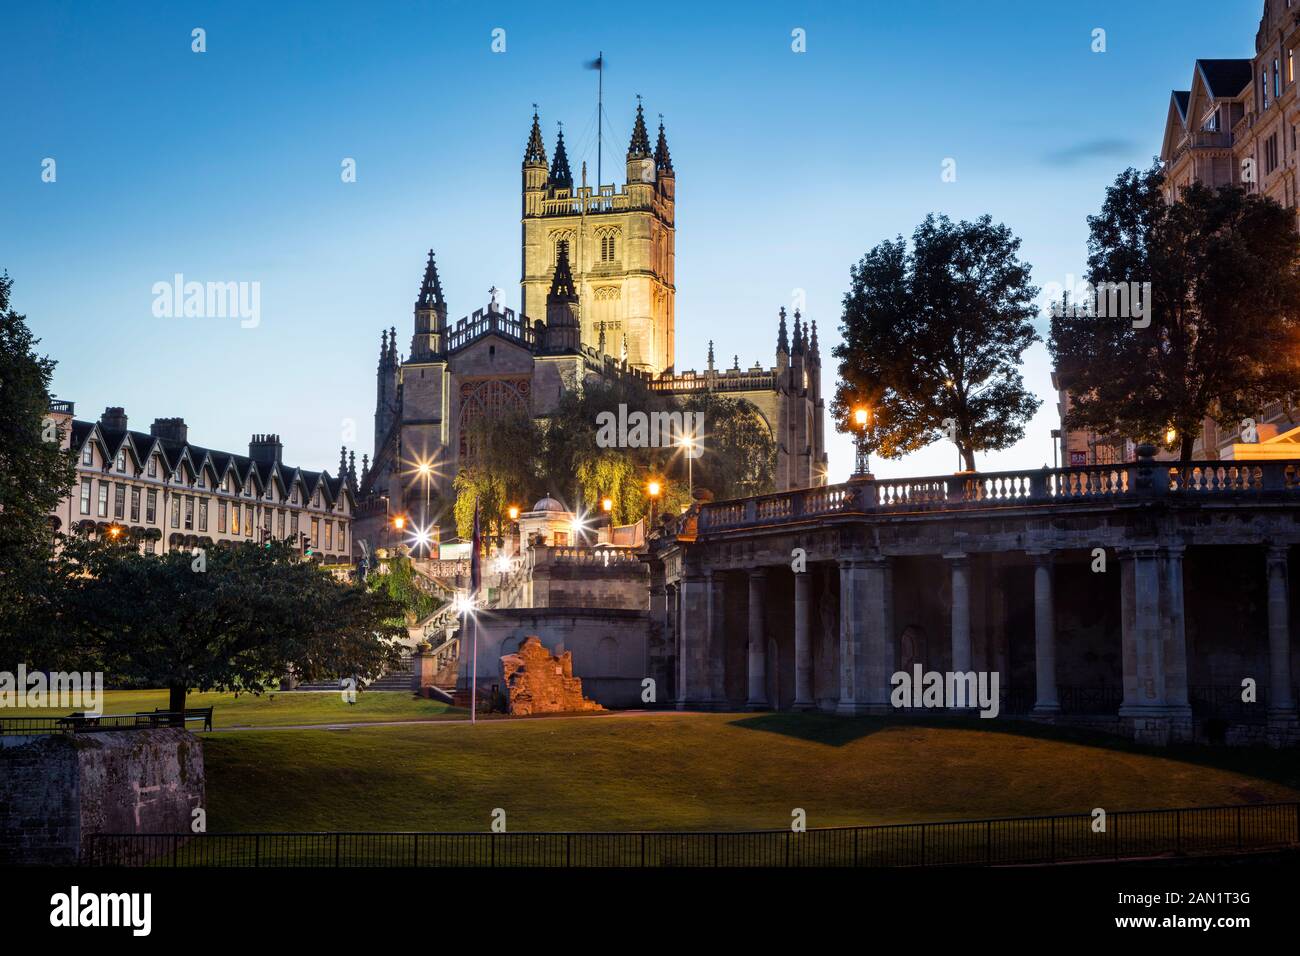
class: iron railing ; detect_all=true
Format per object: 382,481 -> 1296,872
82,802 -> 1300,868
0,710 -> 210,736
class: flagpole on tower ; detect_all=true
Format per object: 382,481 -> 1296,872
586,52 -> 605,187
597,51 -> 603,187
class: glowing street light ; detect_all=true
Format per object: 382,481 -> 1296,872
392,515 -> 406,531
647,479 -> 662,526
1165,425 -> 1178,448
601,497 -> 613,513
507,504 -> 520,521
851,405 -> 873,480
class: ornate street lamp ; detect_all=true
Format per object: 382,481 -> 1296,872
851,406 -> 874,480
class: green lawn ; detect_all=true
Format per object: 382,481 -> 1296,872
3,688 -> 462,728
201,712 -> 1300,832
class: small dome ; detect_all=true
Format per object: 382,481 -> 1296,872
531,495 -> 567,513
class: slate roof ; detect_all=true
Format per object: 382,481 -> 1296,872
70,420 -> 353,506
1196,59 -> 1253,99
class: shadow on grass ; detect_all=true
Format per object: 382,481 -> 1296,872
727,712 -> 1300,792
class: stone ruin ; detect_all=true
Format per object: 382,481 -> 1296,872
501,636 -> 604,717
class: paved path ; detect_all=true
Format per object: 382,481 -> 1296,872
207,709 -> 709,734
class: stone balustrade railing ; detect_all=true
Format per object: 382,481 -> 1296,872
697,455 -> 1300,533
533,545 -> 642,567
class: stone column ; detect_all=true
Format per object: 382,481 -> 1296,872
1266,545 -> 1299,738
836,557 -> 869,714
793,568 -> 815,710
649,584 -> 667,701
1029,551 -> 1059,714
861,557 -> 894,712
947,553 -> 971,673
1161,545 -> 1191,734
1119,546 -> 1171,744
677,572 -> 709,709
746,569 -> 769,710
706,571 -> 727,709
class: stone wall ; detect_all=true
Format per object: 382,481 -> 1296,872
502,636 -> 604,716
0,729 -> 204,865
468,607 -> 649,708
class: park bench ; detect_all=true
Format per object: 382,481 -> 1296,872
148,707 -> 214,731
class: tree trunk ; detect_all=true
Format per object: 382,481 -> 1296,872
961,446 -> 976,472
168,684 -> 187,726
1180,437 -> 1195,463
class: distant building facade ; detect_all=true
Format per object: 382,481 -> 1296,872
1056,1 -> 1300,463
46,401 -> 355,562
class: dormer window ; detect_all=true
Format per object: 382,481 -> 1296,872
1203,109 -> 1219,132
148,455 -> 157,478
115,451 -> 126,472
82,445 -> 93,466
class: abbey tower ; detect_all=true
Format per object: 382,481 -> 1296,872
520,103 -> 676,374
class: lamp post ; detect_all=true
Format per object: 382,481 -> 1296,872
415,462 -> 432,557
647,479 -> 661,527
851,406 -> 873,480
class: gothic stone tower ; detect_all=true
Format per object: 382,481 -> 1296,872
521,104 -> 676,374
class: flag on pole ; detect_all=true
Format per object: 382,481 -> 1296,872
584,54 -> 602,71
470,497 -> 482,597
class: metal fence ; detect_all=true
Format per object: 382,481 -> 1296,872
0,710 -> 206,736
82,802 -> 1300,868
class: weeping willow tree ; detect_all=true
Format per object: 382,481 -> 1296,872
452,408 -> 542,538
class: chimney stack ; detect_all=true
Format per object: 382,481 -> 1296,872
150,417 -> 188,443
99,407 -> 128,431
249,433 -> 284,465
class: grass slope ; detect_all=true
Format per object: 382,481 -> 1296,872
3,689 -> 460,728
202,712 -> 1300,832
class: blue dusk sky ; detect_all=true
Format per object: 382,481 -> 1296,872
0,1 -> 1260,481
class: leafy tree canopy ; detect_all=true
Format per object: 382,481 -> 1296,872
1049,164 -> 1300,460
48,537 -> 406,711
831,214 -> 1042,472
0,272 -> 77,657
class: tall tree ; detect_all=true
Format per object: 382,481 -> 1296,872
678,393 -> 776,500
0,272 -> 77,659
1050,164 -> 1300,460
832,215 -> 1041,471
52,538 -> 406,712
